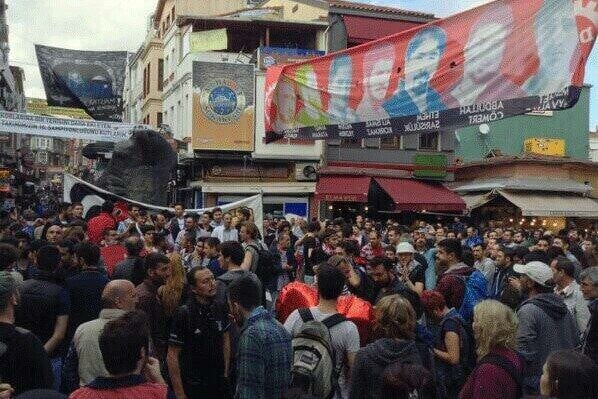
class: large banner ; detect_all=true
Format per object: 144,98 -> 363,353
35,45 -> 128,122
63,174 -> 264,233
0,110 -> 139,142
192,62 -> 255,151
264,0 -> 597,142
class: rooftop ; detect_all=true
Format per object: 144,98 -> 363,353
457,154 -> 597,170
327,0 -> 435,19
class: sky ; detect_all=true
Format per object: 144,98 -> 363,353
6,0 -> 598,129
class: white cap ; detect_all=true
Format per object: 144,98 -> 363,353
513,261 -> 554,287
396,242 -> 416,254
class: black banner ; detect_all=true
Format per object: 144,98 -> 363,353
266,87 -> 580,142
35,45 -> 127,122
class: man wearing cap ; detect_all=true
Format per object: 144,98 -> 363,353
395,242 -> 425,295
514,261 -> 579,395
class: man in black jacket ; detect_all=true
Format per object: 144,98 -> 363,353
0,272 -> 53,395
580,266 -> 598,365
344,256 -> 422,318
15,245 -> 70,390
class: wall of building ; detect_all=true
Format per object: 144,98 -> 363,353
178,0 -> 248,19
140,32 -> 163,128
455,86 -> 591,162
590,133 -> 598,162
260,0 -> 328,21
325,130 -> 456,179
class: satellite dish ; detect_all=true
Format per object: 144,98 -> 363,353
479,124 -> 490,135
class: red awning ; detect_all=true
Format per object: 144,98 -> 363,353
343,15 -> 421,44
375,177 -> 466,212
315,176 -> 371,202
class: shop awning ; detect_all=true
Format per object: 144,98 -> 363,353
375,177 -> 466,212
315,175 -> 370,202
499,190 -> 598,218
459,192 -> 496,212
342,15 -> 421,44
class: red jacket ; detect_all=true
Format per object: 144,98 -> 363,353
100,245 -> 127,276
87,212 -> 116,245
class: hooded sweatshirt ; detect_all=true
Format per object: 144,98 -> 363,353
516,293 -> 579,394
349,338 -> 421,399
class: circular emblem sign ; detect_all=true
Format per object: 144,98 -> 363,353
200,78 -> 246,124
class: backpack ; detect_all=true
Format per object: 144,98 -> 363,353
247,243 -> 277,285
457,270 -> 488,322
475,353 -> 523,399
287,308 -> 346,399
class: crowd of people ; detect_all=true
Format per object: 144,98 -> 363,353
0,201 -> 597,399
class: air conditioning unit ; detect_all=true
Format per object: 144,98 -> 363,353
295,163 -> 318,182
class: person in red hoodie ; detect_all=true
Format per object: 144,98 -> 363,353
100,229 -> 127,277
87,202 -> 118,245
435,239 -> 476,310
459,300 -> 523,399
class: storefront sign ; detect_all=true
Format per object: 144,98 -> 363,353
265,0 -> 597,142
192,62 -> 255,151
258,47 -> 325,70
320,194 -> 362,202
413,153 -> 447,179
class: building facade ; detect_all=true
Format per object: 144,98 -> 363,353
313,1 -> 465,220
590,130 -> 598,162
454,155 -> 598,231
25,98 -> 92,177
0,0 -> 26,168
455,86 -> 591,162
160,4 -> 328,216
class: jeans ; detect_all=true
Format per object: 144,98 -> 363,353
51,357 -> 62,391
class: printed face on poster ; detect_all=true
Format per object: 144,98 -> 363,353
264,0 -> 598,142
192,62 -> 255,151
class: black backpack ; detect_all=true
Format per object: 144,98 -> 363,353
248,243 -> 277,285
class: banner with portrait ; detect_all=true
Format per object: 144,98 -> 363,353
264,0 -> 597,142
192,62 -> 255,151
35,45 -> 128,122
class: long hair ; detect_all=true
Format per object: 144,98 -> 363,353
473,300 -> 518,359
372,294 -> 416,340
160,252 -> 186,316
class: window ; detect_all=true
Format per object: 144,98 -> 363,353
419,131 -> 440,151
147,62 -> 151,93
157,112 -> 163,127
380,137 -> 402,149
158,59 -> 164,91
341,138 -> 362,148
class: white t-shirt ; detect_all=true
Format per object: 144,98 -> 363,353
284,306 -> 360,398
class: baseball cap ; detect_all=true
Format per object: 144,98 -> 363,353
513,261 -> 554,287
396,242 -> 416,254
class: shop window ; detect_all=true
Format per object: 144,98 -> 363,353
380,136 -> 402,149
419,131 -> 440,151
341,138 -> 362,148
